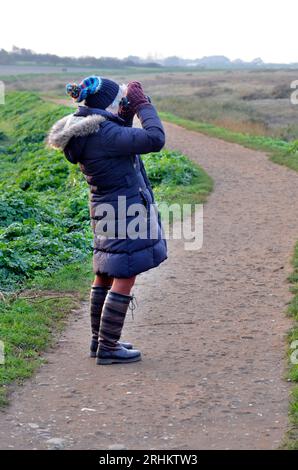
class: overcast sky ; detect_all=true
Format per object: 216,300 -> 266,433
1,0 -> 296,63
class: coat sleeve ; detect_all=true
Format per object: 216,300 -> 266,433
64,135 -> 87,164
104,104 -> 165,156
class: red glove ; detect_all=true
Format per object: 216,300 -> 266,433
126,81 -> 150,115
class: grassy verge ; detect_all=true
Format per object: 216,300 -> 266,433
0,259 -> 93,406
160,111 -> 291,155
142,150 -> 213,207
0,91 -> 213,405
284,243 -> 298,448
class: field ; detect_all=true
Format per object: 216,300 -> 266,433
1,66 -> 298,140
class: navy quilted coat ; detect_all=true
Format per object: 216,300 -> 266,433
48,103 -> 167,278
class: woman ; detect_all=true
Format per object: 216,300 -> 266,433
47,76 -> 167,365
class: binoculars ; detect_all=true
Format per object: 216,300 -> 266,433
120,95 -> 151,109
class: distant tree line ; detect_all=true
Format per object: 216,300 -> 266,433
0,47 -> 296,69
0,46 -> 161,68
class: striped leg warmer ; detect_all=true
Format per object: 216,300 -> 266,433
99,291 -> 132,351
90,286 -> 109,345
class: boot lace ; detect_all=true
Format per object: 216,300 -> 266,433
129,294 -> 137,320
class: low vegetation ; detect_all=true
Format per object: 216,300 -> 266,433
2,68 -> 298,141
284,248 -> 298,448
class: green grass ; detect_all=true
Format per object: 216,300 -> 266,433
0,91 -> 213,405
0,258 -> 93,406
283,241 -> 298,448
142,150 -> 213,207
0,94 -> 93,291
271,141 -> 298,173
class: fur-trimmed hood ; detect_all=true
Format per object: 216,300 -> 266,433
47,113 -> 106,150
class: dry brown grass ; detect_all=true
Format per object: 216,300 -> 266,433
213,117 -> 270,136
2,66 -> 298,140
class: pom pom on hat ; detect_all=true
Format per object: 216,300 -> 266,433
66,76 -> 102,102
66,83 -> 82,100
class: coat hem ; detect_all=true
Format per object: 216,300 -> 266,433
94,253 -> 168,279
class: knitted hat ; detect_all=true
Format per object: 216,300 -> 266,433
66,76 -> 120,109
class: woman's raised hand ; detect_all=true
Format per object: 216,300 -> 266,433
126,81 -> 150,115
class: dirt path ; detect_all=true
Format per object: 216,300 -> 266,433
1,122 -> 298,450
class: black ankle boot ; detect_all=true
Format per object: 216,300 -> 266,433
96,291 -> 141,365
89,286 -> 133,357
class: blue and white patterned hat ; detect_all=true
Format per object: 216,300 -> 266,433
66,76 -> 119,109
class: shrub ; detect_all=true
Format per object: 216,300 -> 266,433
142,150 -> 200,187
